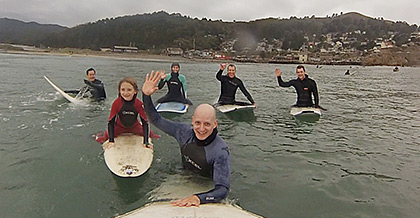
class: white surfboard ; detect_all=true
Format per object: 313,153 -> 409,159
215,104 -> 256,113
156,102 -> 189,114
115,202 -> 263,218
103,134 -> 153,177
290,107 -> 321,117
44,75 -> 85,104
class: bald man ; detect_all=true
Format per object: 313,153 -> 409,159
142,71 -> 230,207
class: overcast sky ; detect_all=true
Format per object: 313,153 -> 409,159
1,0 -> 419,27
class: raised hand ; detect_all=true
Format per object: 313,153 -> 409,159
275,68 -> 282,77
142,71 -> 162,96
220,63 -> 228,71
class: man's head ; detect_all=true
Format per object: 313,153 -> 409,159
296,65 -> 306,80
192,104 -> 218,140
86,68 -> 96,82
227,64 -> 236,79
171,63 -> 180,73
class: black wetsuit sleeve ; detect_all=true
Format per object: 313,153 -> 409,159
238,81 -> 254,104
108,116 -> 116,143
140,116 -> 150,145
277,76 -> 294,87
312,80 -> 319,107
216,69 -> 223,81
157,79 -> 166,89
64,90 -> 80,94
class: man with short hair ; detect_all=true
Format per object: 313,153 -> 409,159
276,65 -> 319,108
215,63 -> 256,106
66,67 -> 106,101
142,71 -> 230,207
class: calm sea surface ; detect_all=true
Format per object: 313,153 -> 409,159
0,53 -> 419,218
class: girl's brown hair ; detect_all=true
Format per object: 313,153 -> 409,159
118,77 -> 138,96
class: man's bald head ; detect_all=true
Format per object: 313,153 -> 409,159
191,104 -> 218,140
193,104 -> 217,121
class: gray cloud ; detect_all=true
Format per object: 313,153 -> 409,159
0,0 -> 419,27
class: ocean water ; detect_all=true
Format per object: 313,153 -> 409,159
0,53 -> 419,218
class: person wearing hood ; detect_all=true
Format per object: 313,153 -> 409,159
156,63 -> 193,105
142,71 -> 230,207
275,65 -> 320,108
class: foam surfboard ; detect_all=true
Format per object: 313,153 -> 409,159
115,202 -> 264,218
290,107 -> 321,117
44,75 -> 85,104
103,134 -> 153,177
156,102 -> 189,114
215,104 -> 256,113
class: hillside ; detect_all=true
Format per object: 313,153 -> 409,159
0,18 -> 68,45
38,11 -> 418,52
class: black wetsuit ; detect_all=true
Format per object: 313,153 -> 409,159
84,79 -> 106,101
157,72 -> 192,105
277,74 -> 319,107
216,69 -> 254,105
143,93 -> 230,204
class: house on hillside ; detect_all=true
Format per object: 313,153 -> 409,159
113,45 -> 138,53
164,48 -> 183,56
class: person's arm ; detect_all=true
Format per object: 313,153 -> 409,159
64,90 -> 80,94
140,116 -> 150,146
312,80 -> 319,107
275,68 -> 294,87
108,116 -> 116,143
238,81 -> 255,104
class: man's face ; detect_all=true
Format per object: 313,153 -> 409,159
171,66 -> 180,73
192,106 -> 218,140
86,70 -> 96,82
227,66 -> 236,78
296,68 -> 305,80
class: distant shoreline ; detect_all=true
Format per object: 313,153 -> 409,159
2,45 -> 420,67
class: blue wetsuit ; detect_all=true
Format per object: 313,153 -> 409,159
143,93 -> 230,203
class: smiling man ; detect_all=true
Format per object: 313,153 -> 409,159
215,63 -> 255,106
275,65 -> 319,108
142,71 -> 230,207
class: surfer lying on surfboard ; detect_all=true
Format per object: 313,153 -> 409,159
215,63 -> 256,107
96,77 -> 159,149
142,71 -> 230,207
65,67 -> 107,101
276,65 -> 320,108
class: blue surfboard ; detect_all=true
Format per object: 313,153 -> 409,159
156,102 -> 189,114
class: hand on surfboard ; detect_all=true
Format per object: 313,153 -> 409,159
170,195 -> 200,207
142,71 -> 163,96
103,142 -> 115,150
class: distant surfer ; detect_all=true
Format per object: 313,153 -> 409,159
215,63 -> 256,107
276,65 -> 320,108
345,69 -> 350,75
142,71 -> 230,207
97,77 -> 159,148
156,63 -> 193,105
65,67 -> 106,101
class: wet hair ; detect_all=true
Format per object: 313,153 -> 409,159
227,64 -> 236,71
171,62 -> 180,69
296,65 -> 306,72
86,67 -> 96,75
118,77 -> 138,97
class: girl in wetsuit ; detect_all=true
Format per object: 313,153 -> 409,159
97,77 -> 159,148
